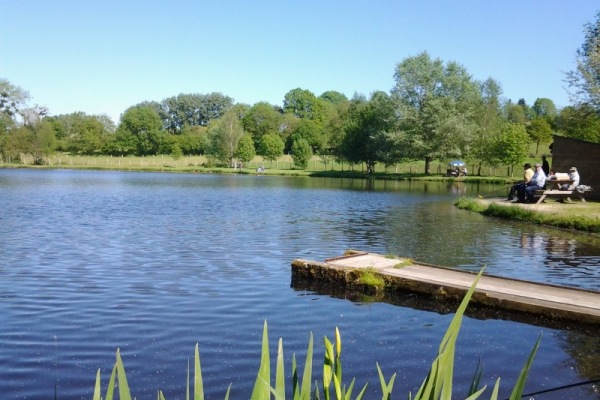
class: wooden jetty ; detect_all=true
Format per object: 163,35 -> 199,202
291,250 -> 600,326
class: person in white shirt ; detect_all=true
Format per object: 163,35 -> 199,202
561,167 -> 580,190
524,163 -> 547,203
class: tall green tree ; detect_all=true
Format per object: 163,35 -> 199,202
283,88 -> 326,124
178,125 -> 209,155
565,10 -> 600,110
527,117 -> 553,155
258,133 -> 284,165
159,92 -> 234,133
235,133 -> 256,165
471,78 -> 504,176
242,102 -> 281,142
391,52 -> 481,173
115,106 -> 163,156
289,118 -> 325,153
49,112 -> 112,155
319,91 -> 348,105
208,109 -> 244,165
532,98 -> 557,120
340,92 -> 397,173
0,79 -> 30,126
290,138 -> 312,169
504,101 -> 528,125
491,122 -> 530,176
556,103 -> 600,143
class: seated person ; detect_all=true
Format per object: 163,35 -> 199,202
560,167 -> 580,190
524,163 -> 547,202
508,163 -> 534,201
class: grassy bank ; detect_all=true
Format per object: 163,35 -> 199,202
1,154 -> 517,184
455,197 -> 600,233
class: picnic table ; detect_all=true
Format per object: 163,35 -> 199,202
534,179 -> 589,204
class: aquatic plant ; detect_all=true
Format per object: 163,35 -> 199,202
92,269 -> 540,399
357,267 -> 386,290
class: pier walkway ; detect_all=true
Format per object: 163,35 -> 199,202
291,250 -> 600,325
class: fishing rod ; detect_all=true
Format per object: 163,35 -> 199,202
476,185 -> 514,199
505,377 -> 600,399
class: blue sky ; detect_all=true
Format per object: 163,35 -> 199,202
1,1 -> 598,123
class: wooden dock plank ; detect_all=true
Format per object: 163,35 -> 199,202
295,251 -> 600,325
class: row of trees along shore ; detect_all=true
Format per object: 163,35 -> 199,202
2,12 -> 600,175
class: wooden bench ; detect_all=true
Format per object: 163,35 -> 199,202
533,189 -> 590,204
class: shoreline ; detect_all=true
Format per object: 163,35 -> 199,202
456,196 -> 600,234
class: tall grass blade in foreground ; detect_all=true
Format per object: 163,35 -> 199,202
507,333 -> 542,400
251,320 -> 271,399
412,269 -> 483,400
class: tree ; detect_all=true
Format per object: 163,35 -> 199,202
258,133 -> 284,165
532,98 -> 557,120
391,52 -> 481,173
242,102 -> 281,142
159,93 -> 234,133
283,88 -> 326,124
527,117 -> 553,155
555,103 -> 600,143
178,125 -> 209,155
319,91 -> 348,105
491,122 -> 530,176
208,109 -> 244,165
471,78 -> 504,176
50,112 -> 111,155
235,133 -> 256,165
289,119 -> 325,153
340,92 -> 397,173
565,11 -> 600,110
0,79 -> 30,121
116,106 -> 164,156
504,101 -> 528,125
290,138 -> 312,169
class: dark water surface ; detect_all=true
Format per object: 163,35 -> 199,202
1,169 -> 599,399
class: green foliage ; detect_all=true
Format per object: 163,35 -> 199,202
565,10 -> 600,110
117,106 -> 164,156
556,104 -> 600,143
358,268 -> 385,290
235,133 -> 256,164
455,198 -> 600,233
392,52 -> 482,174
340,92 -> 397,173
490,122 -> 530,175
242,102 -> 282,142
320,91 -> 349,105
0,78 -> 30,121
159,93 -> 234,132
291,138 -> 312,169
526,117 -> 553,154
283,88 -> 327,124
207,109 -> 244,164
259,133 -> 285,163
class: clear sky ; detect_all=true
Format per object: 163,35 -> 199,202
1,1 -> 598,123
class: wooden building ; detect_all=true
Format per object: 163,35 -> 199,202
550,135 -> 599,201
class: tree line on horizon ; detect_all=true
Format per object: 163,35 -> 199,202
1,11 -> 599,174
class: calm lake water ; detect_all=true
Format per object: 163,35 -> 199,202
1,168 -> 599,399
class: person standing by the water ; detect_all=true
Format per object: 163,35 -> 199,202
541,155 -> 550,176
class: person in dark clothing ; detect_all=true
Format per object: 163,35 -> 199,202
541,155 -> 550,176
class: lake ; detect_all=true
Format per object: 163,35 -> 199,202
0,169 -> 599,399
